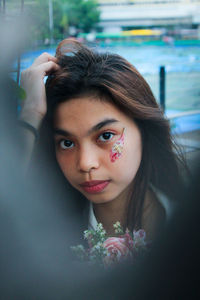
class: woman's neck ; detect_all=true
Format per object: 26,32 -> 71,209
92,185 -> 132,236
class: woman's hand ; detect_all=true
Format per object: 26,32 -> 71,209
20,52 -> 60,129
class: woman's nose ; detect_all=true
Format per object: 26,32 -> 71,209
77,145 -> 100,173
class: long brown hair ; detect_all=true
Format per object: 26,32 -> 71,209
45,38 -> 184,231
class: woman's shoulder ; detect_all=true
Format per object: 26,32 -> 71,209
141,186 -> 166,240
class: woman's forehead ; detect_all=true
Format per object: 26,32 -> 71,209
53,97 -> 135,139
54,97 -> 125,126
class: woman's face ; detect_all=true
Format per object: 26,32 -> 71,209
54,97 -> 142,204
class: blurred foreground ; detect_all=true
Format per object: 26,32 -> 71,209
0,19 -> 200,300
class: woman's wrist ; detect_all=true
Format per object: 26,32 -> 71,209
19,108 -> 44,130
18,120 -> 39,141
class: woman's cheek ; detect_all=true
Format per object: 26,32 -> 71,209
125,135 -> 142,177
56,152 -> 73,179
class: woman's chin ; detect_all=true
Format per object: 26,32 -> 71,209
82,190 -> 119,205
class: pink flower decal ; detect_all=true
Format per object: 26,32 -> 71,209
103,236 -> 133,267
110,128 -> 125,163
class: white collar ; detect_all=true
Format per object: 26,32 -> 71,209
88,202 -> 98,230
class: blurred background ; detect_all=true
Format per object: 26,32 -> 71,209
4,0 -> 199,137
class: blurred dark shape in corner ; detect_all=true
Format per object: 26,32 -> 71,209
0,17 -> 99,300
0,17 -> 199,300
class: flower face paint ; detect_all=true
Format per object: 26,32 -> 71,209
110,128 -> 125,163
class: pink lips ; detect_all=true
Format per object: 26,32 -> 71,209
80,180 -> 110,194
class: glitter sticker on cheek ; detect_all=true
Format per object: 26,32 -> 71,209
110,128 -> 125,163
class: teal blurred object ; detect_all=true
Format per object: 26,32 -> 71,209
16,45 -> 200,75
167,110 -> 200,134
14,45 -> 200,134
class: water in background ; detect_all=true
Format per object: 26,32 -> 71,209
99,45 -> 200,114
16,44 -> 200,133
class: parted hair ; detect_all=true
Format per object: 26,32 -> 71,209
45,38 -> 184,231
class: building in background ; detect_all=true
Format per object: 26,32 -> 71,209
97,0 -> 200,39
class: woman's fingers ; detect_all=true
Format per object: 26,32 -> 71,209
32,52 -> 58,67
19,52 -> 60,126
37,60 -> 60,76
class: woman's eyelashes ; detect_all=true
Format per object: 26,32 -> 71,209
56,131 -> 117,150
57,139 -> 75,150
97,131 -> 116,143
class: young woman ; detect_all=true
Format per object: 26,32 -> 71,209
19,39 -> 184,240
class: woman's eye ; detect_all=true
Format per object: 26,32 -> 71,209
98,132 -> 115,142
59,139 -> 74,149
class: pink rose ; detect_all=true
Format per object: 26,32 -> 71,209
133,229 -> 146,248
133,229 -> 146,240
120,231 -> 134,251
103,237 -> 133,267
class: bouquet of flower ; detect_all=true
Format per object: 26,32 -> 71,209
71,222 -> 149,267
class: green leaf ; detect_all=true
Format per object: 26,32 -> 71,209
11,79 -> 26,101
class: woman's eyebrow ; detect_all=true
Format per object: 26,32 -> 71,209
53,128 -> 70,137
88,118 -> 119,135
53,118 -> 119,137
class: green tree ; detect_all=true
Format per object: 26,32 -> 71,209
61,0 -> 100,33
28,0 -> 100,44
28,0 -> 64,42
